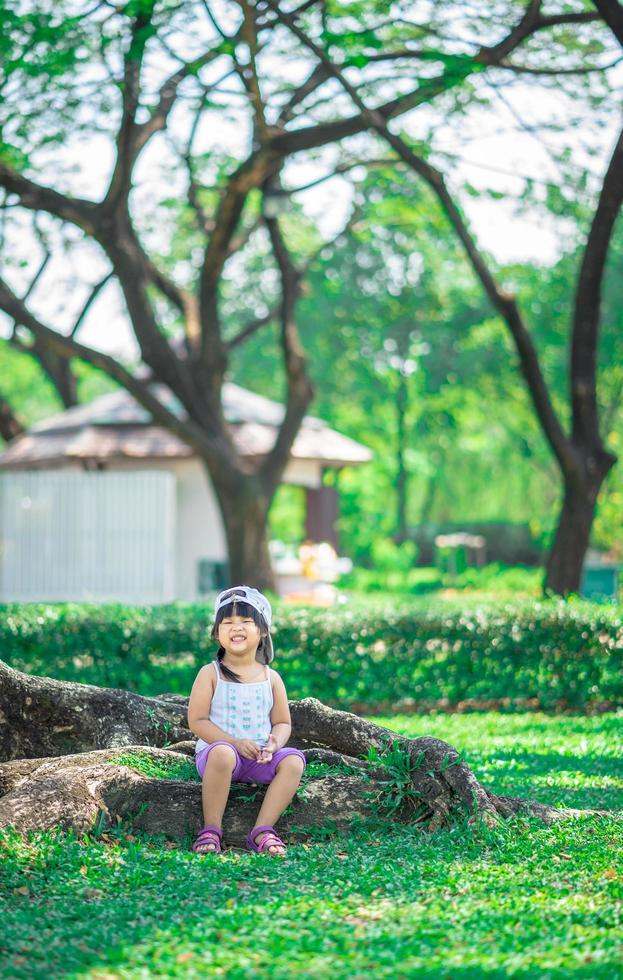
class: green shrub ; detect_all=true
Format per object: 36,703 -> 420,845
451,562 -> 542,594
1,596 -> 622,711
341,565 -> 443,594
339,562 -> 541,596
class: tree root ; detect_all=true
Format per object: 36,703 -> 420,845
0,665 -> 607,841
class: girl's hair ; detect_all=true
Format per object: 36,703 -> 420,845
211,600 -> 270,683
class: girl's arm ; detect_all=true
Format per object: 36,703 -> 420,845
266,671 -> 292,750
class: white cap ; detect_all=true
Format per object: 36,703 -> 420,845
214,585 -> 274,663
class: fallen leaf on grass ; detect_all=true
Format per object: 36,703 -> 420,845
177,953 -> 194,963
603,869 -> 618,879
82,888 -> 104,901
14,886 -> 29,896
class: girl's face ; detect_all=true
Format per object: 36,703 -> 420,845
217,613 -> 261,658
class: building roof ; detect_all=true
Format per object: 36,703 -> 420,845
0,383 -> 372,470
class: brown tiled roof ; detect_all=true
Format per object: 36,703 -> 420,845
0,384 -> 372,469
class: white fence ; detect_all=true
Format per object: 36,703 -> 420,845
0,470 -> 176,602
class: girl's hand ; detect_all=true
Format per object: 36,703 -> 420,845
258,734 -> 278,763
234,739 -> 261,760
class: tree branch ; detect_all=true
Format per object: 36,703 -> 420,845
94,214 -> 203,413
360,47 -> 618,75
7,326 -> 78,408
226,207 -> 356,352
495,57 -> 622,75
275,63 -> 331,125
106,5 -> 228,206
226,307 -> 279,350
264,2 -> 604,157
22,250 -> 51,302
0,276 -> 233,465
259,209 -> 313,493
198,149 -> 281,364
0,163 -> 100,234
133,45 -> 231,158
236,1 -> 270,144
536,10 -> 602,30
104,7 -> 155,206
0,163 -> 189,330
266,0 -> 574,475
0,389 -> 25,442
286,157 -> 397,195
70,273 -> 115,338
592,0 -> 623,47
571,122 -> 623,449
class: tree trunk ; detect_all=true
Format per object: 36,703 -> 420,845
0,393 -> 25,442
33,344 -> 78,408
209,469 -> 275,590
544,449 -> 616,594
0,660 -> 605,842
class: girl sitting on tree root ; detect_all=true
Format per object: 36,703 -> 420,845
187,586 -> 306,856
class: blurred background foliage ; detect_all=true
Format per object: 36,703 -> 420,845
1,0 -> 622,583
3,161 -> 622,572
227,168 -> 623,566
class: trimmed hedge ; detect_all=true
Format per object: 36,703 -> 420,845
1,596 -> 622,711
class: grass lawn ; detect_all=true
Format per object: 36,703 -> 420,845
1,712 -> 621,979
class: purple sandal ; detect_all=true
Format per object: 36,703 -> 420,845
192,825 -> 223,854
246,824 -> 286,855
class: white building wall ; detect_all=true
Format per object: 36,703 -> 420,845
282,459 -> 322,489
172,459 -> 226,600
0,470 -> 176,603
0,456 -> 323,603
112,457 -> 226,600
165,458 -> 322,600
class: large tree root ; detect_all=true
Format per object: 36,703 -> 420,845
0,746 -> 374,846
0,661 -> 190,761
0,661 -> 605,841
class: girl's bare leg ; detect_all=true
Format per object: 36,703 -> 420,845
200,745 -> 237,847
251,755 -> 305,854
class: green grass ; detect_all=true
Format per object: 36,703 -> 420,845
1,712 -> 622,979
376,712 -> 623,812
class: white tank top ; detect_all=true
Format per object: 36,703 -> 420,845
195,660 -> 274,754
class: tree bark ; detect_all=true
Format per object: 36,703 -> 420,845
210,471 -> 275,589
32,343 -> 78,409
0,661 -> 605,843
544,449 -> 616,593
0,393 -> 25,442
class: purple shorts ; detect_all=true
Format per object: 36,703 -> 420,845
195,741 -> 306,785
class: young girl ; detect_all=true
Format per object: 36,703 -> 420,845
187,585 -> 306,856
